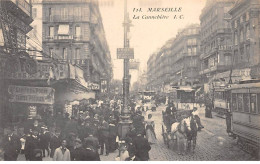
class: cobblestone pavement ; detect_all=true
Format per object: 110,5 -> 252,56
0,104 -> 257,161
147,104 -> 256,161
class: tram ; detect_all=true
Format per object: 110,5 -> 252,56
172,86 -> 196,110
213,85 -> 230,118
228,80 -> 260,158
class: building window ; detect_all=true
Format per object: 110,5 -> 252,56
58,25 -> 69,35
75,26 -> 81,38
32,8 -> 37,19
63,48 -> 67,60
237,93 -> 243,112
75,48 -> 80,59
243,93 -> 250,113
251,94 -> 257,114
245,24 -> 250,40
234,32 -> 238,45
49,26 -> 54,38
0,27 -> 4,46
49,48 -> 54,57
61,8 -> 68,20
49,8 -> 53,21
240,29 -> 244,42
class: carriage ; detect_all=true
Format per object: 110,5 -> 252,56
161,86 -> 197,153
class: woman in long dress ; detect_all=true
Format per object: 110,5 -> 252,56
145,114 -> 157,144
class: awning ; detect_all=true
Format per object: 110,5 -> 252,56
58,25 -> 70,35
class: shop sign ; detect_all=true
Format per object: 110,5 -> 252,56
117,48 -> 134,59
8,85 -> 54,104
1,60 -> 68,80
88,83 -> 100,90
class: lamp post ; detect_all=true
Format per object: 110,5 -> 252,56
117,0 -> 133,140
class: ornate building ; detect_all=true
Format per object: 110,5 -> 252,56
199,0 -> 235,84
229,0 -> 260,80
42,0 -> 112,87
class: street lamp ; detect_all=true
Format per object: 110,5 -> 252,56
118,0 -> 133,140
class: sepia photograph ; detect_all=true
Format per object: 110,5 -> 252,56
0,0 -> 260,161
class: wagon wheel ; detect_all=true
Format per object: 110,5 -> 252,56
162,125 -> 167,145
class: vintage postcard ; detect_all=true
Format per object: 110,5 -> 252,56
0,0 -> 259,161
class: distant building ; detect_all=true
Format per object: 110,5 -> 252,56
199,0 -> 235,84
147,24 -> 201,93
42,0 -> 112,86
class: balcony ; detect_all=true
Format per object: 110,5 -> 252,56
199,64 -> 231,75
5,0 -> 33,24
68,59 -> 87,65
45,15 -> 89,23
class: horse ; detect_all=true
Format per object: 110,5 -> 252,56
181,115 -> 198,153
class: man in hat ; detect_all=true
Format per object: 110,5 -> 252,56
84,133 -> 99,153
24,127 -> 42,161
53,139 -> 71,161
40,125 -> 51,157
3,127 -> 21,161
50,130 -> 61,158
71,138 -> 85,161
132,133 -> 151,161
83,140 -> 101,161
99,117 -> 110,156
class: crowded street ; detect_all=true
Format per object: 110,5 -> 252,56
1,0 -> 260,161
0,104 -> 254,161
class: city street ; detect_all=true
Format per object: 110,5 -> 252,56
0,104 -> 256,161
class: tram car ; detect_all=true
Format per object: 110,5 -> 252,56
172,86 -> 196,110
213,86 -> 230,118
228,80 -> 260,158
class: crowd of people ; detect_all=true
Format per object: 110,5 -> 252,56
3,97 -> 156,161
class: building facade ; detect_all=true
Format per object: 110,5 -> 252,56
229,0 -> 260,80
199,0 -> 235,84
42,0 -> 112,87
27,0 -> 43,60
0,0 -> 33,128
147,24 -> 201,93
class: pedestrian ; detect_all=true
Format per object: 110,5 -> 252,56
108,122 -> 117,152
83,140 -> 101,161
125,144 -> 140,161
99,117 -> 110,156
39,126 -> 51,157
132,133 -> 151,161
24,128 -> 42,161
53,139 -> 71,161
71,138 -> 85,161
145,114 -> 157,144
50,130 -> 61,158
3,127 -> 21,161
84,133 -> 100,153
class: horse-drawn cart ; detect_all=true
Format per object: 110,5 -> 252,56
162,107 -> 199,154
161,109 -> 192,147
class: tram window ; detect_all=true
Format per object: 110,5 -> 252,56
232,93 -> 237,111
237,93 -> 243,112
257,94 -> 260,114
243,93 -> 250,113
250,94 -> 257,114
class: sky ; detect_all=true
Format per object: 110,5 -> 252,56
99,0 -> 207,84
